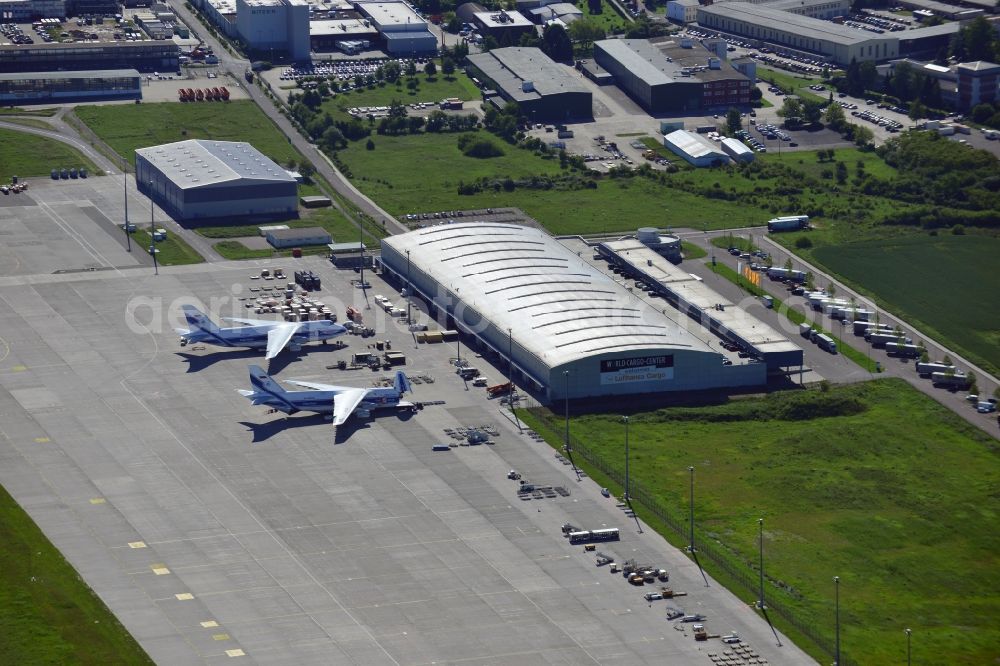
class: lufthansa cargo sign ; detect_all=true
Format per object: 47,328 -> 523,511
600,355 -> 674,385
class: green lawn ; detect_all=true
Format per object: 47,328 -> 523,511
520,380 -> 1000,666
323,72 -> 480,121
132,228 -> 204,266
73,101 -> 304,169
809,234 -> 1000,375
757,67 -> 826,104
336,132 -> 775,234
213,240 -> 274,260
573,0 -> 631,33
680,241 -> 706,259
0,129 -> 100,182
0,483 -> 153,665
0,107 -> 58,116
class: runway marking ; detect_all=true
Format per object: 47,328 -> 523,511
0,335 -> 9,364
200,620 -> 219,628
175,592 -> 194,601
225,648 -> 245,657
128,541 -> 147,549
89,497 -> 106,505
212,633 -> 231,641
36,200 -> 122,276
151,564 -> 171,575
34,437 -> 50,443
12,365 -> 26,372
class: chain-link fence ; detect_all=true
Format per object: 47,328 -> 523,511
523,403 -> 849,666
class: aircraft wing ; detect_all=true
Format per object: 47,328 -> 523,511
332,388 -> 369,427
284,379 -> 343,391
265,322 -> 303,359
224,316 -> 286,327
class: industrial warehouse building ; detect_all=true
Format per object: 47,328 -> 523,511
235,0 -> 311,61
0,69 -> 141,103
354,0 -> 438,54
593,38 -> 752,113
379,224 -> 770,401
663,130 -> 729,167
266,226 -> 331,248
135,139 -> 298,222
466,47 -> 592,120
697,3 -> 898,65
0,40 -> 179,73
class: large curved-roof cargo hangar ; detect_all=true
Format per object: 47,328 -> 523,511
380,224 -> 766,401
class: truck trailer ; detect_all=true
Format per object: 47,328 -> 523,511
931,371 -> 970,388
767,215 -> 809,232
915,361 -> 956,376
885,342 -> 922,358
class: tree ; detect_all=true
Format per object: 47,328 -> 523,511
778,97 -> 803,119
383,61 -> 401,84
541,23 -> 573,62
835,161 -> 848,184
425,109 -> 447,132
298,163 -> 314,181
568,19 -> 606,47
320,125 -> 346,151
908,100 -> 927,121
425,60 -> 437,77
802,99 -> 824,126
404,60 -> 417,77
783,257 -> 793,271
825,104 -> 846,133
445,14 -> 462,33
961,17 -> 996,61
481,35 -> 499,52
441,57 -> 456,78
588,0 -> 602,13
726,107 -> 742,134
970,103 -> 995,124
366,138 -> 375,150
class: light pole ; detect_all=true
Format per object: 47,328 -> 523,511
758,518 -> 765,610
123,162 -> 131,252
149,180 -> 158,275
405,249 -> 411,324
834,575 -> 841,666
563,370 -> 570,452
905,628 -> 911,666
688,466 -> 695,553
623,415 -> 630,501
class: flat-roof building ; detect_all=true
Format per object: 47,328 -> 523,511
466,46 -> 592,120
760,0 -> 849,19
236,0 -> 311,60
353,0 -> 438,52
663,129 -> 729,166
721,137 -> 755,163
667,0 -> 700,23
593,38 -> 752,113
0,40 -> 179,73
266,226 -> 331,247
957,60 -> 1000,109
135,140 -> 298,222
0,69 -> 141,103
380,224 -> 767,401
697,3 -> 898,64
470,8 -> 535,41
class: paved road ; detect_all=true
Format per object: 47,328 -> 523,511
678,228 -> 1000,440
0,112 -> 121,176
165,0 -> 408,236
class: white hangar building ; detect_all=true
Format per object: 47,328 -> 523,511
135,139 -> 298,221
380,224 -> 766,401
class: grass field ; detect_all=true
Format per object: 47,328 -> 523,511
810,234 -> 1000,375
757,66 -> 826,104
132,228 -> 204,266
322,72 -> 479,121
520,380 -> 1000,666
0,129 -> 100,183
213,240 -> 274,260
0,107 -> 58,117
0,117 -> 54,130
0,483 -> 153,664
575,0 -> 631,33
73,101 -> 304,169
336,132 -> 775,234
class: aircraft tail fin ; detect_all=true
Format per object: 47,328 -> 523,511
249,365 -> 286,396
182,305 -> 222,335
394,370 -> 412,395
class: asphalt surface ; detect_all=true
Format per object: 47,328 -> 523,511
0,201 -> 816,664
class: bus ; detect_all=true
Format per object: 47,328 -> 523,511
568,528 -> 620,544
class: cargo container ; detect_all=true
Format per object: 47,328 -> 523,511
885,341 -> 922,358
931,371 -> 969,388
854,321 -> 895,336
867,332 -> 912,346
767,215 -> 809,232
766,267 -> 807,283
798,323 -> 812,338
915,361 -> 956,376
815,333 -> 837,353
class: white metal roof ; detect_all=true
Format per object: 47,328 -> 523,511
135,139 -> 296,190
383,224 -> 715,369
664,130 -> 728,162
